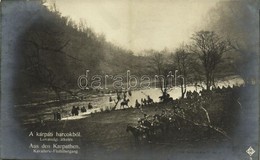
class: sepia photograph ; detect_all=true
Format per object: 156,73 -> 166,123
1,0 -> 259,159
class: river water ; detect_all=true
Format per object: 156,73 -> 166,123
61,76 -> 244,112
19,76 -> 244,123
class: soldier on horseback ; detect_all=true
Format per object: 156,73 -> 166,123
135,99 -> 141,108
120,99 -> 130,109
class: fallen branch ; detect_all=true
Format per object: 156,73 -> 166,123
200,106 -> 211,123
111,99 -> 119,111
235,97 -> 242,110
174,113 -> 231,140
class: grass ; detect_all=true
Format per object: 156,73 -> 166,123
20,85 -> 259,160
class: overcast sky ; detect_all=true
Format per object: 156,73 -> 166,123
50,0 -> 220,52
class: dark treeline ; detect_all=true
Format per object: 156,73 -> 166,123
17,1 -> 148,97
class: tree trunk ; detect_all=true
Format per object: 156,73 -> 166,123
206,72 -> 210,90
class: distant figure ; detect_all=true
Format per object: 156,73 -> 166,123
147,95 -> 154,104
53,110 -> 61,121
186,91 -> 192,99
141,98 -> 144,106
75,107 -> 79,115
109,96 -> 113,102
57,111 -> 61,120
143,98 -> 147,105
128,90 -> 132,96
71,106 -> 74,116
120,99 -> 130,109
159,89 -> 168,102
195,82 -> 198,91
163,88 -> 167,97
88,103 -> 93,109
71,106 -> 78,116
81,106 -> 87,112
123,92 -> 127,101
135,99 -> 141,108
53,111 -> 57,120
117,94 -> 121,101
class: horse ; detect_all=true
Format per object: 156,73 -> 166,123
140,118 -> 164,136
126,125 -> 148,141
120,99 -> 130,109
147,98 -> 154,104
135,100 -> 141,108
159,94 -> 173,103
147,96 -> 154,104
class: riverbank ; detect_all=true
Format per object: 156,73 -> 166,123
16,75 -> 244,124
15,75 -> 243,107
21,84 -> 259,160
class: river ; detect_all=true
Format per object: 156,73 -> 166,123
19,76 -> 244,123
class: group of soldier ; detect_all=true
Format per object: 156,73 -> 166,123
127,84 -> 245,141
71,103 -> 93,116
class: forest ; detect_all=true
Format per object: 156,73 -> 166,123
11,0 -> 258,103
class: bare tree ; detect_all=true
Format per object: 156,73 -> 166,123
24,32 -> 80,98
205,1 -> 258,85
22,9 -> 83,110
190,31 -> 231,90
230,41 -> 258,85
150,51 -> 167,93
171,44 -> 191,98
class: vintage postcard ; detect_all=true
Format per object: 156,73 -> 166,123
1,0 -> 259,159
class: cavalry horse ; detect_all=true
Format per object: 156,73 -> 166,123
126,124 -> 150,141
139,117 -> 164,136
147,97 -> 154,104
120,99 -> 130,109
